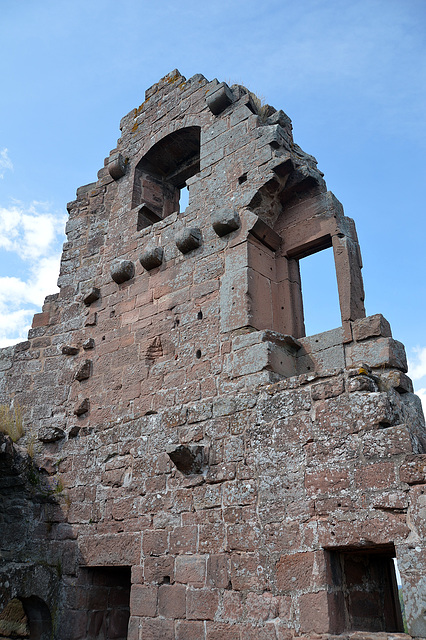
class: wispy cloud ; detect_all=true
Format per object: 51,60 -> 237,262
0,148 -> 13,179
408,347 -> 426,382
0,201 -> 66,347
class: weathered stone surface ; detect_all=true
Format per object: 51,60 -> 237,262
61,345 -> 79,355
211,209 -> 240,236
175,227 -> 202,254
353,313 -> 392,342
206,82 -> 234,115
38,425 -> 65,442
74,398 -> 90,416
74,359 -> 92,381
110,260 -> 135,284
108,152 -> 126,180
0,71 -> 424,640
83,287 -> 100,306
139,246 -> 164,271
82,337 -> 95,350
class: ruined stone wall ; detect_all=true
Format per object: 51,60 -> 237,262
0,70 -> 425,639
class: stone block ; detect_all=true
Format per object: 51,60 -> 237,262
83,287 -> 100,305
140,246 -> 164,271
175,555 -> 206,587
110,260 -> 135,284
83,337 -> 95,350
158,584 -> 186,618
400,454 -> 426,484
206,83 -> 234,115
346,337 -> 408,372
352,313 -> 392,342
187,588 -> 219,620
211,209 -> 240,237
380,369 -> 413,393
108,152 -> 126,180
62,345 -> 79,355
75,359 -> 92,381
176,227 -> 202,254
74,397 -> 90,416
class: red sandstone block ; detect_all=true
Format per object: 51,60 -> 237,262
304,469 -> 349,495
158,583 -> 187,619
144,555 -> 175,584
127,616 -> 139,640
227,522 -> 260,552
354,461 -> 396,490
221,590 -> 243,622
130,584 -> 157,617
198,523 -> 226,553
140,618 -> 174,640
143,529 -> 168,557
245,592 -> 279,622
230,553 -> 268,591
170,525 -> 198,554
175,555 -> 206,586
400,454 -> 426,484
298,590 -> 330,633
239,624 -> 278,639
32,311 -> 50,328
275,551 -> 326,593
176,620 -> 206,640
187,588 -> 219,620
207,554 -> 229,589
206,622 -> 241,639
311,376 -> 345,401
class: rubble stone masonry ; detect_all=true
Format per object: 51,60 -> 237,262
0,70 -> 425,639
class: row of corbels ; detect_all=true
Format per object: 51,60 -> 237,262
110,208 -> 240,284
106,86 -> 235,181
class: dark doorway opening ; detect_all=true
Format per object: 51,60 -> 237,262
82,566 -> 131,640
327,545 -> 404,633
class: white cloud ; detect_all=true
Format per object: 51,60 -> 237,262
0,201 -> 65,261
0,201 -> 66,347
0,148 -> 13,179
408,347 -> 426,382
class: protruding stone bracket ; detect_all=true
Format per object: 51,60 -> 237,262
75,360 -> 92,381
206,83 -> 234,115
83,338 -> 95,350
62,345 -> 79,356
110,260 -> 135,284
211,209 -> 240,237
83,287 -> 100,306
74,398 -> 90,416
140,246 -> 164,271
175,228 -> 202,254
108,153 -> 126,180
166,444 -> 208,475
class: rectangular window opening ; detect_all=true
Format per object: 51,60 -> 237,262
326,546 -> 404,634
299,246 -> 341,336
179,184 -> 189,212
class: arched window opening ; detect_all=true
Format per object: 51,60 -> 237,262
133,127 -> 200,229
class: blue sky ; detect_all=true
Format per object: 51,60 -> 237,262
0,0 -> 425,407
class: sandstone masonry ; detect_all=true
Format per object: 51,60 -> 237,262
0,70 -> 425,640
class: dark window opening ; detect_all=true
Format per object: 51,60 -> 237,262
326,545 -> 404,634
133,126 -> 200,227
80,566 -> 131,640
299,246 -> 341,336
